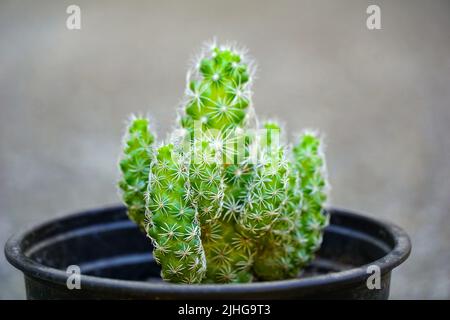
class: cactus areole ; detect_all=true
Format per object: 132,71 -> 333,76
118,41 -> 330,283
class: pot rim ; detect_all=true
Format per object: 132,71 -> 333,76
4,206 -> 411,295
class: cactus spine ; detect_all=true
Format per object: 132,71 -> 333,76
118,41 -> 329,284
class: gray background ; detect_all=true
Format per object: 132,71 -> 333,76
1,0 -> 449,299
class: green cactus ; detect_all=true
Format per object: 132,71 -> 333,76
146,144 -> 206,283
252,131 -> 328,280
180,42 -> 257,283
294,131 -> 329,258
180,41 -> 252,132
240,123 -> 289,237
118,41 -> 329,284
118,116 -> 155,229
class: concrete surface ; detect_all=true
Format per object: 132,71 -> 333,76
0,0 -> 449,299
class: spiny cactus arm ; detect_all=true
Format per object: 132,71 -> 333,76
180,42 -> 254,131
118,116 -> 155,229
201,219 -> 254,283
293,131 -> 329,259
252,131 -> 329,281
187,132 -> 255,283
208,127 -> 255,221
145,144 -> 206,283
252,235 -> 300,280
195,136 -> 256,283
240,122 -> 289,237
188,133 -> 225,223
175,41 -> 258,283
251,165 -> 304,281
221,161 -> 253,220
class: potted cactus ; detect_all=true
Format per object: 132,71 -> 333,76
118,41 -> 329,284
5,41 -> 411,299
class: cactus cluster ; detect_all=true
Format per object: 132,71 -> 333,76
118,41 -> 329,283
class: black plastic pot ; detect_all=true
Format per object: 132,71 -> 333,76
5,206 -> 410,299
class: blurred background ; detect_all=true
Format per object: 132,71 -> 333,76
1,0 -> 449,299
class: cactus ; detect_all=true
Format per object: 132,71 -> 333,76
294,131 -> 329,258
118,41 -> 329,284
180,42 -> 257,283
145,144 -> 206,283
252,131 -> 328,280
180,41 -> 252,132
118,116 -> 155,229
240,123 -> 289,237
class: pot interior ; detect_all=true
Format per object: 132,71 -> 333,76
19,206 -> 394,282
